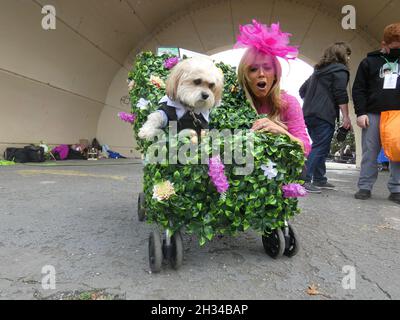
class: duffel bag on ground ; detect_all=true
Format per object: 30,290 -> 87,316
4,147 -> 29,163
23,145 -> 45,162
4,148 -> 18,161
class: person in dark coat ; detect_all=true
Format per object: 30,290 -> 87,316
352,22 -> 400,204
299,42 -> 352,193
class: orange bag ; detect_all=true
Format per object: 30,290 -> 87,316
380,110 -> 400,162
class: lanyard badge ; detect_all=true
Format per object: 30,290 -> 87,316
381,56 -> 399,89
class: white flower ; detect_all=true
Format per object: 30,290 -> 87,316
152,180 -> 176,201
150,75 -> 165,88
261,159 -> 278,179
128,80 -> 135,91
136,98 -> 150,110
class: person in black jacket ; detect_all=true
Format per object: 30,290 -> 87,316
352,22 -> 400,204
299,42 -> 352,193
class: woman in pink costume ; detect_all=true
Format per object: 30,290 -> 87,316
235,20 -> 311,156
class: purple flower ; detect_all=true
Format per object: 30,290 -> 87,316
118,112 -> 136,124
208,156 -> 229,194
282,183 -> 307,198
163,57 -> 179,69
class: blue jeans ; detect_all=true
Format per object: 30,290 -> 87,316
304,116 -> 335,183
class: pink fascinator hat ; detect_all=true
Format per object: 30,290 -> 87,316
234,19 -> 298,60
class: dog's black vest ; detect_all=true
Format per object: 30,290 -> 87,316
158,103 -> 209,136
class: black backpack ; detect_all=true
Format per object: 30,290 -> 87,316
4,148 -> 17,161
23,146 -> 45,162
4,146 -> 45,163
4,147 -> 29,163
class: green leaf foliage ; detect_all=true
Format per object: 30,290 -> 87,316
130,52 -> 305,245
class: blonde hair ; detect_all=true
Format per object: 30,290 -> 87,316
237,48 -> 283,120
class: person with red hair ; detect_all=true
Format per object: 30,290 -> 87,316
352,22 -> 400,204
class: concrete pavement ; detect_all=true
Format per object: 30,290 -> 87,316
0,160 -> 399,300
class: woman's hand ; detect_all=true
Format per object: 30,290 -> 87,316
251,118 -> 288,135
252,117 -> 305,153
341,115 -> 352,130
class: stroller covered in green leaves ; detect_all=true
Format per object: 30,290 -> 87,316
129,52 -> 306,272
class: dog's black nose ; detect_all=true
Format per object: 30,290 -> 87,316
201,93 -> 209,100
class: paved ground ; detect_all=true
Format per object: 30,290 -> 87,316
0,160 -> 399,300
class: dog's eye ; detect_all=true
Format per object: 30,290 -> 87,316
209,83 -> 215,89
193,79 -> 202,85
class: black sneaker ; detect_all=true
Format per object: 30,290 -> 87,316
303,182 -> 322,194
388,193 -> 400,204
354,189 -> 371,200
313,181 -> 336,190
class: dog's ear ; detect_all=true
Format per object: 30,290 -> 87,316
166,61 -> 185,101
213,68 -> 224,106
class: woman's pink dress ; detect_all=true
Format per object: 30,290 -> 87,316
256,92 -> 311,156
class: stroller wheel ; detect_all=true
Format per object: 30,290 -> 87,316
170,231 -> 183,270
262,228 -> 285,259
138,192 -> 146,222
284,223 -> 300,258
149,231 -> 163,273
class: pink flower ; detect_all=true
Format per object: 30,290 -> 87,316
163,57 -> 179,69
208,156 -> 229,194
234,20 -> 298,60
282,183 -> 307,198
118,112 -> 136,124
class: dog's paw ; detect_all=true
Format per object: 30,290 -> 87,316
138,127 -> 151,140
138,127 -> 162,140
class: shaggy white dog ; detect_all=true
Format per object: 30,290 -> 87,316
138,56 -> 224,140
